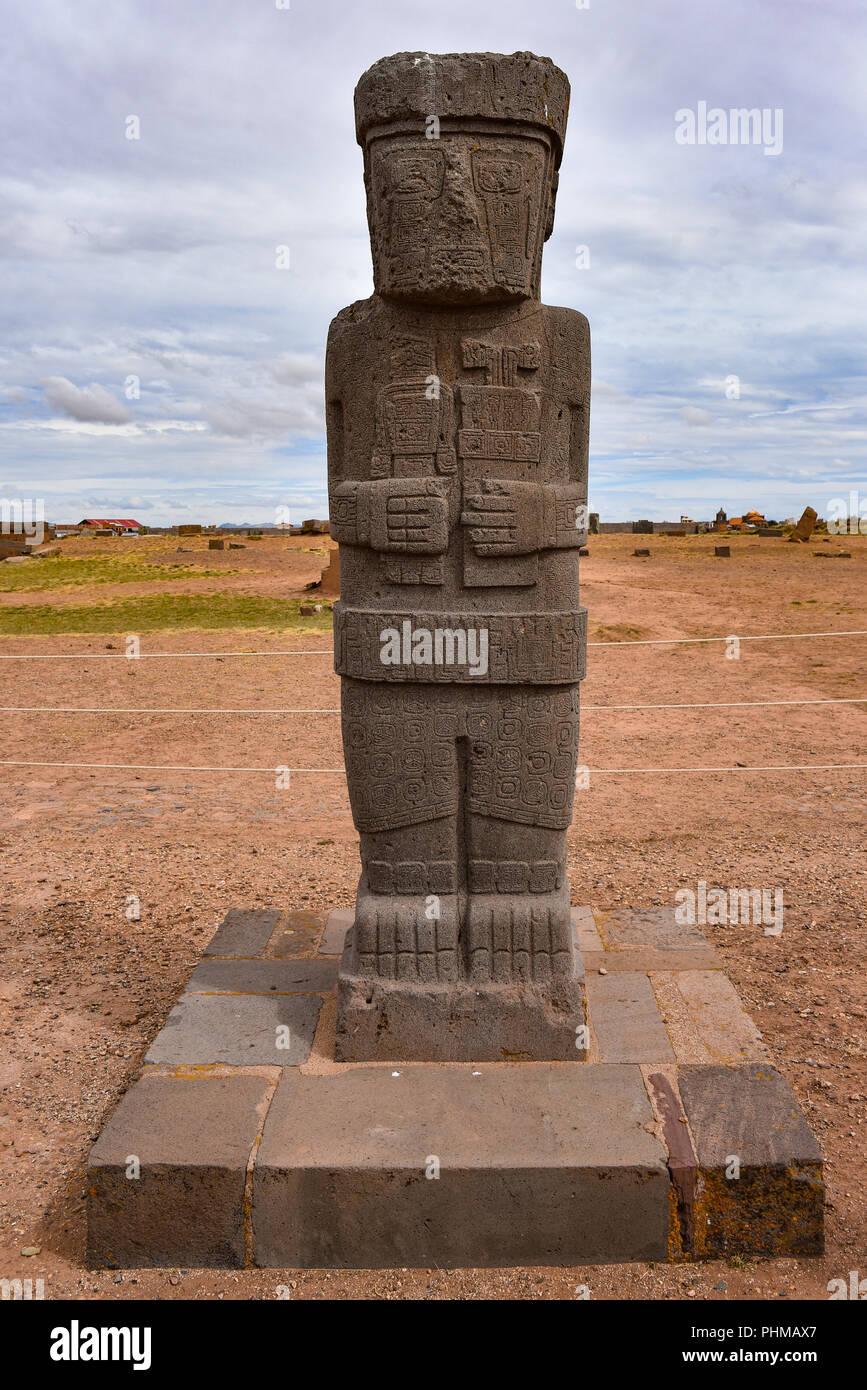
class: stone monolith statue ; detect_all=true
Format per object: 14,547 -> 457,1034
328,51 -> 589,1060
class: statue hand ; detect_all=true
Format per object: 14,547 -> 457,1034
461,478 -> 543,555
370,479 -> 449,554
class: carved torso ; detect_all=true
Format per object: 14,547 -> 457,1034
328,297 -> 590,682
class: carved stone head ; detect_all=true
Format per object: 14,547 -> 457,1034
355,52 -> 570,304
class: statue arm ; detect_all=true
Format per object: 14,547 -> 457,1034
461,479 -> 586,554
544,306 -> 590,544
331,478 -> 448,552
326,321 -> 448,552
325,311 -> 373,547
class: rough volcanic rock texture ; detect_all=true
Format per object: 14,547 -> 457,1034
327,51 -> 590,1059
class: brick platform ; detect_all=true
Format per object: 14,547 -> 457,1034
87,906 -> 823,1268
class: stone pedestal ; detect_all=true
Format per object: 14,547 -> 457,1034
335,880 -> 586,1061
335,970 -> 586,1064
86,905 -> 824,1269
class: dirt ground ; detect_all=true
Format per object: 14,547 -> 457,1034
0,530 -> 864,1300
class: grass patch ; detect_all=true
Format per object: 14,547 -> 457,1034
591,622 -> 645,642
0,592 -> 334,635
0,555 -> 230,592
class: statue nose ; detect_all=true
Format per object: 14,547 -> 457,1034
438,155 -> 483,235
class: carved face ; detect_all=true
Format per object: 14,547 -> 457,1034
365,129 -> 556,304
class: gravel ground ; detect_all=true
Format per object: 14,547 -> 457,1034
0,532 -> 864,1299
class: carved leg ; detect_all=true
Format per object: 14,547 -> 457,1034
336,681 -> 585,1060
352,820 -> 459,982
464,818 -> 572,982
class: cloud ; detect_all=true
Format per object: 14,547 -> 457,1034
269,352 -> 324,386
0,0 -> 862,523
41,376 -> 131,424
204,387 -> 324,440
592,380 -> 633,404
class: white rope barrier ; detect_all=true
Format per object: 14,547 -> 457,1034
0,697 -> 864,714
0,628 -> 864,659
1,759 -> 865,776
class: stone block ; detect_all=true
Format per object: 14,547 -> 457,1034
85,898 -> 826,1269
595,906 -> 707,952
336,970 -> 586,1062
188,958 -> 338,995
572,904 -> 603,953
582,946 -> 720,973
679,1063 -> 823,1257
203,908 -> 280,958
253,1064 -> 669,1267
144,993 -> 321,1066
87,1074 -> 269,1268
318,548 -> 340,596
320,907 -> 354,955
271,908 -> 325,957
790,506 -> 817,542
586,971 -> 674,1063
650,970 -> 767,1064
644,1070 -> 697,1259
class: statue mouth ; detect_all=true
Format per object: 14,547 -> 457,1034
383,250 -> 528,304
428,247 -> 487,270
383,281 -> 528,305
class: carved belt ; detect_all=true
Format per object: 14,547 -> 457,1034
333,607 -> 587,683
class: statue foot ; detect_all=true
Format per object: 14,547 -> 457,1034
351,882 -> 459,982
464,885 -> 573,983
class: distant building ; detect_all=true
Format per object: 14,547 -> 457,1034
79,518 -> 142,534
729,510 -> 766,532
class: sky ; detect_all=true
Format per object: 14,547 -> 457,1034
1,0 -> 865,526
